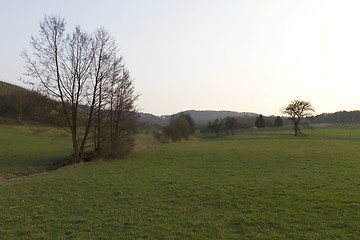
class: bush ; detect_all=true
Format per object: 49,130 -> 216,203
162,114 -> 195,142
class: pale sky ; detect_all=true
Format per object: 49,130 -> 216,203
1,0 -> 360,116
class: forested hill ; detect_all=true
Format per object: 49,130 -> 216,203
0,81 -> 60,125
313,111 -> 360,125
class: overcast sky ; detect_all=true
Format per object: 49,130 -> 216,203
1,0 -> 360,116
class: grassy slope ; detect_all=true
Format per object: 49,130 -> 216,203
0,124 -> 71,174
1,134 -> 360,239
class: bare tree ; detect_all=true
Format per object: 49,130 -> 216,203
224,116 -> 238,134
207,118 -> 223,135
85,28 -> 116,156
23,15 -> 138,162
107,67 -> 139,156
92,53 -> 139,157
282,100 -> 315,136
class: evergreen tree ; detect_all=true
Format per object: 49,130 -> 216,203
274,116 -> 284,127
255,114 -> 265,128
258,114 -> 265,128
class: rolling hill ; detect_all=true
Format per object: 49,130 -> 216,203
0,81 -> 60,125
2,81 -> 360,128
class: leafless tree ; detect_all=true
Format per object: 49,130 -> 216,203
86,28 -> 116,157
23,15 -> 138,162
106,66 -> 139,156
282,100 -> 315,136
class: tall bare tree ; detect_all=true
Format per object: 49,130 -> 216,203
107,67 -> 139,156
282,100 -> 315,136
23,15 -> 138,162
92,53 -> 139,157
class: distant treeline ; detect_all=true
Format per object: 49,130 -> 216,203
140,113 -> 288,131
140,111 -> 360,131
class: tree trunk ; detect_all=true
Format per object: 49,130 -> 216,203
294,118 -> 300,136
71,126 -> 79,163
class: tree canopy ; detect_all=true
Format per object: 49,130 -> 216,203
282,100 -> 314,136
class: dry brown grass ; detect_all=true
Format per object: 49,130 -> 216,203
132,133 -> 162,153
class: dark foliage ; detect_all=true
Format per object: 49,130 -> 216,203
313,111 -> 360,124
207,118 -> 224,135
224,117 -> 238,134
0,81 -> 64,125
254,114 -> 265,128
179,113 -> 196,134
274,116 -> 284,127
162,114 -> 195,142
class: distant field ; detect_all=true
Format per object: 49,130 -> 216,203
1,128 -> 360,238
201,125 -> 360,141
0,124 -> 71,174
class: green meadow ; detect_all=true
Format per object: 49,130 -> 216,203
1,125 -> 360,238
0,124 -> 71,174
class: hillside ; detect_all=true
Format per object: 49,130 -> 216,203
0,81 -> 60,125
313,111 -> 360,125
0,81 -> 29,95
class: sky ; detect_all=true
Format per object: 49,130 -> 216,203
1,0 -> 360,116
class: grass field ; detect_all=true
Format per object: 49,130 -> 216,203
1,127 -> 360,239
0,124 -> 159,176
201,126 -> 360,141
0,124 -> 71,174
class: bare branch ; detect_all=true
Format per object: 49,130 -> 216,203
281,100 -> 315,136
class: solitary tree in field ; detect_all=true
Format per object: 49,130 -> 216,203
282,100 -> 314,136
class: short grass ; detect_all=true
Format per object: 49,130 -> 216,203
1,131 -> 360,239
0,124 -> 159,175
200,125 -> 360,141
0,124 -> 71,174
